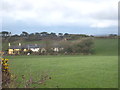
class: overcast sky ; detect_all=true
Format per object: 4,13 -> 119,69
1,0 -> 118,35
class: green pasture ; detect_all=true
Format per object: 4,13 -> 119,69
7,55 -> 118,88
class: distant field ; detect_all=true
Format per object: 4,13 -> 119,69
7,55 -> 118,88
94,38 -> 118,55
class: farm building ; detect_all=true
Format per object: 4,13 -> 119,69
8,44 -> 41,55
8,44 -> 64,55
51,43 -> 64,52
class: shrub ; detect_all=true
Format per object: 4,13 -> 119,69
73,38 -> 94,54
60,38 -> 94,54
1,58 -> 11,88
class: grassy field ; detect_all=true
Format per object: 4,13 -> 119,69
94,38 -> 118,55
5,38 -> 118,88
7,55 -> 118,88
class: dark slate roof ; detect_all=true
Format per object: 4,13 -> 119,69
9,46 -> 22,49
9,44 -> 43,49
27,45 -> 39,48
9,44 -> 63,49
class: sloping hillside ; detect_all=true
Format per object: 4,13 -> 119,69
94,38 -> 118,55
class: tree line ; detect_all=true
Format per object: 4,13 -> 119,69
1,31 -> 92,42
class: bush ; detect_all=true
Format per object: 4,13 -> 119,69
60,38 -> 94,54
1,58 -> 11,88
73,38 -> 94,54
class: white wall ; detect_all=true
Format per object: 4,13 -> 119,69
30,48 -> 40,52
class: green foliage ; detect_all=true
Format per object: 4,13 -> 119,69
61,38 -> 94,54
73,38 -> 94,54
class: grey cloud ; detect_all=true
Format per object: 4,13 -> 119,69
90,8 -> 117,20
1,0 -> 33,12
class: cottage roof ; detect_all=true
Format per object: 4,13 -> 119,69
9,44 -> 43,49
9,44 -> 63,49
